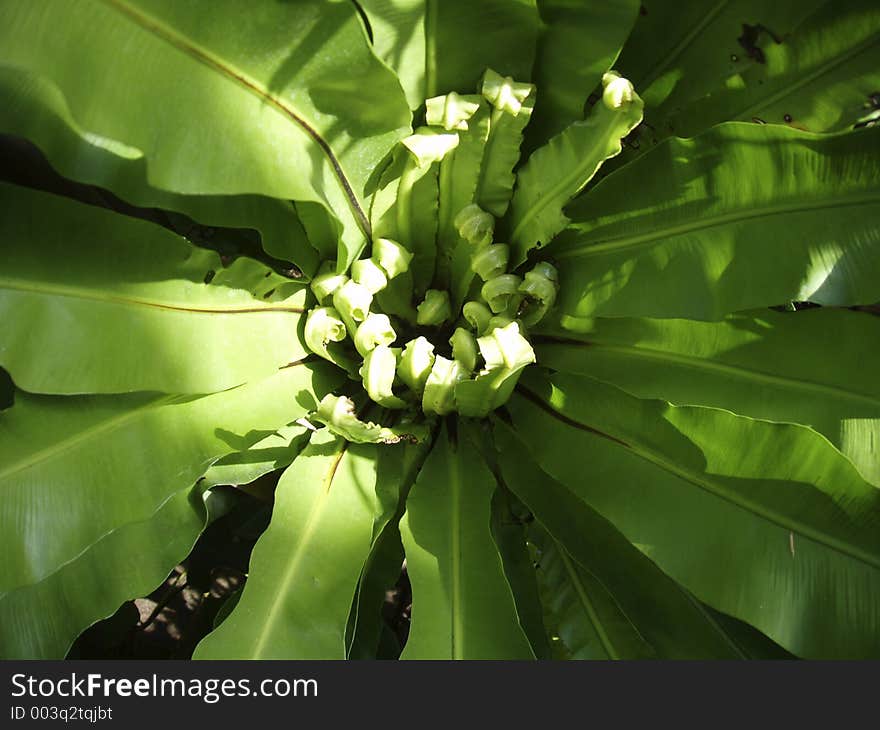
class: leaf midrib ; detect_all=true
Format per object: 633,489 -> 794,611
557,191 -> 880,259
679,589 -> 748,659
100,0 -> 371,238
0,363 -> 312,484
0,394 -> 183,483
636,0 -> 731,92
516,386 -> 880,571
0,277 -> 305,315
252,442 -> 348,659
511,113 -> 619,248
736,29 -> 880,123
536,338 -> 880,410
555,540 -> 619,660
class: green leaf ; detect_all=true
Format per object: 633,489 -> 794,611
429,1 -> 540,99
399,423 -> 533,659
200,424 -> 312,489
474,85 -> 535,219
495,423 -> 755,659
0,184 -> 310,395
195,430 -> 419,659
701,605 -> 795,659
529,524 -> 655,660
345,425 -> 431,657
615,0 -> 826,126
213,587 -> 244,630
435,100 -> 491,301
525,0 -> 641,147
346,522 -> 405,660
610,0 -> 880,165
0,361 -> 336,602
356,0 -> 540,104
370,146 -> 442,296
0,487 -> 204,659
0,66 -> 319,275
489,487 -> 553,660
354,0 -> 427,110
508,371 -> 880,658
553,124 -> 880,320
0,0 -> 413,268
666,0 -> 880,137
510,75 -> 644,264
536,308 -> 880,485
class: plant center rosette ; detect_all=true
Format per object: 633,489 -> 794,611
302,69 -> 642,444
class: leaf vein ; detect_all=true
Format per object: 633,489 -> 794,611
557,192 -> 880,259
100,0 -> 371,239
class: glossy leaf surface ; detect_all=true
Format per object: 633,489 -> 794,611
536,308 -> 880,485
0,363 -> 337,597
0,66 -> 319,275
665,0 -> 880,138
508,371 -> 880,658
611,0 -> 880,162
526,0 -> 640,146
615,1 -> 826,128
0,0 -> 413,268
200,425 -> 312,489
496,423 -> 762,659
196,431 -> 420,659
511,86 -> 643,263
0,184 -> 309,395
356,0 -> 539,105
0,488 -> 203,659
400,425 -> 533,659
553,124 -> 880,320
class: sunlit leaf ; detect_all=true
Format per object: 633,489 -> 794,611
508,370 -> 880,658
0,184 -> 310,395
0,0 -> 412,268
400,424 -> 533,659
536,308 -> 880,485
553,124 -> 880,320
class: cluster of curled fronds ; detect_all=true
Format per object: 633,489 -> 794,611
303,69 -> 642,443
